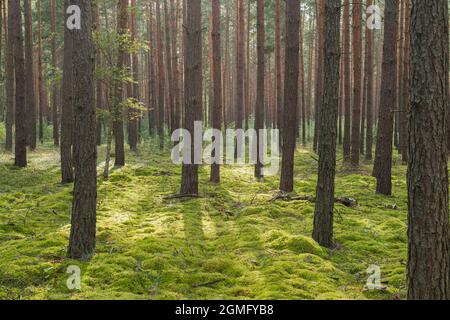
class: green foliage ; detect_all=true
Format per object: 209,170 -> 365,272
0,142 -> 422,300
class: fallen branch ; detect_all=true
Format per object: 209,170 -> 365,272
270,192 -> 357,208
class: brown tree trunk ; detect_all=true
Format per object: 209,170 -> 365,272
342,0 -> 351,161
313,0 -> 325,153
254,0 -> 264,179
299,11 -> 306,146
113,0 -> 128,167
210,0 -> 222,183
4,0 -> 13,151
68,0 -> 97,261
50,0 -> 59,146
10,0 -> 27,167
37,0 -> 44,144
24,0 -> 36,150
128,0 -> 138,151
407,0 -> 449,300
180,0 -> 202,195
61,0 -> 74,184
147,1 -> 156,136
275,0 -> 282,135
350,0 -> 362,166
235,0 -> 244,134
400,0 -> 410,163
94,3 -> 103,146
279,0 -> 299,193
365,0 -> 375,161
313,0 -> 341,249
171,0 -> 180,131
373,0 -> 398,195
156,0 -> 165,148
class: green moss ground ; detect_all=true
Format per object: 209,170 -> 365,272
0,141 -> 425,300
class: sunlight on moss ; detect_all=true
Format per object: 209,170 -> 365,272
0,142 -> 420,300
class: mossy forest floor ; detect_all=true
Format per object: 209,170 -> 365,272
0,141 -> 417,300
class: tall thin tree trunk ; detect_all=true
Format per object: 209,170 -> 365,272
254,0 -> 264,179
313,0 -> 341,249
279,0 -> 300,193
37,0 -> 44,144
210,0 -> 222,183
50,0 -> 59,146
61,0 -> 74,184
4,0 -> 14,152
407,0 -> 449,300
68,0 -> 97,261
113,0 -> 128,167
10,0 -> 27,167
342,0 -> 351,161
350,0 -> 362,166
24,0 -> 36,150
156,0 -> 165,148
180,0 -> 202,195
365,0 -> 375,161
373,0 -> 398,195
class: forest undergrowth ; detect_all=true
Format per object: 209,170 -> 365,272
0,140 -> 423,300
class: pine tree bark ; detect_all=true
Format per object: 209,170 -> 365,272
24,0 -> 36,150
235,0 -> 244,134
407,0 -> 449,300
156,0 -> 165,148
342,0 -> 351,161
365,0 -> 375,161
275,0 -> 282,135
128,0 -> 138,151
37,0 -> 44,144
180,0 -> 202,195
254,0 -> 264,179
350,0 -> 362,166
50,0 -> 59,146
279,0 -> 299,193
68,0 -> 97,261
210,0 -> 222,183
10,0 -> 27,167
373,0 -> 398,195
4,0 -> 14,152
313,0 -> 325,153
94,3 -> 103,146
61,0 -> 74,184
113,0 -> 127,167
313,0 -> 341,249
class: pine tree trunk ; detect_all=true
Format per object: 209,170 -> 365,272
24,0 -> 36,150
37,0 -> 44,144
68,0 -> 97,261
342,0 -> 351,161
4,0 -> 14,152
156,0 -> 165,148
275,0 -> 282,136
210,0 -> 222,183
94,3 -> 103,146
407,0 -> 449,300
350,0 -> 362,166
313,0 -> 325,153
180,0 -> 202,195
313,0 -> 341,249
61,0 -> 74,184
365,0 -> 375,161
373,0 -> 398,195
50,0 -> 59,146
254,0 -> 264,179
113,0 -> 127,167
279,0 -> 299,193
10,0 -> 27,167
